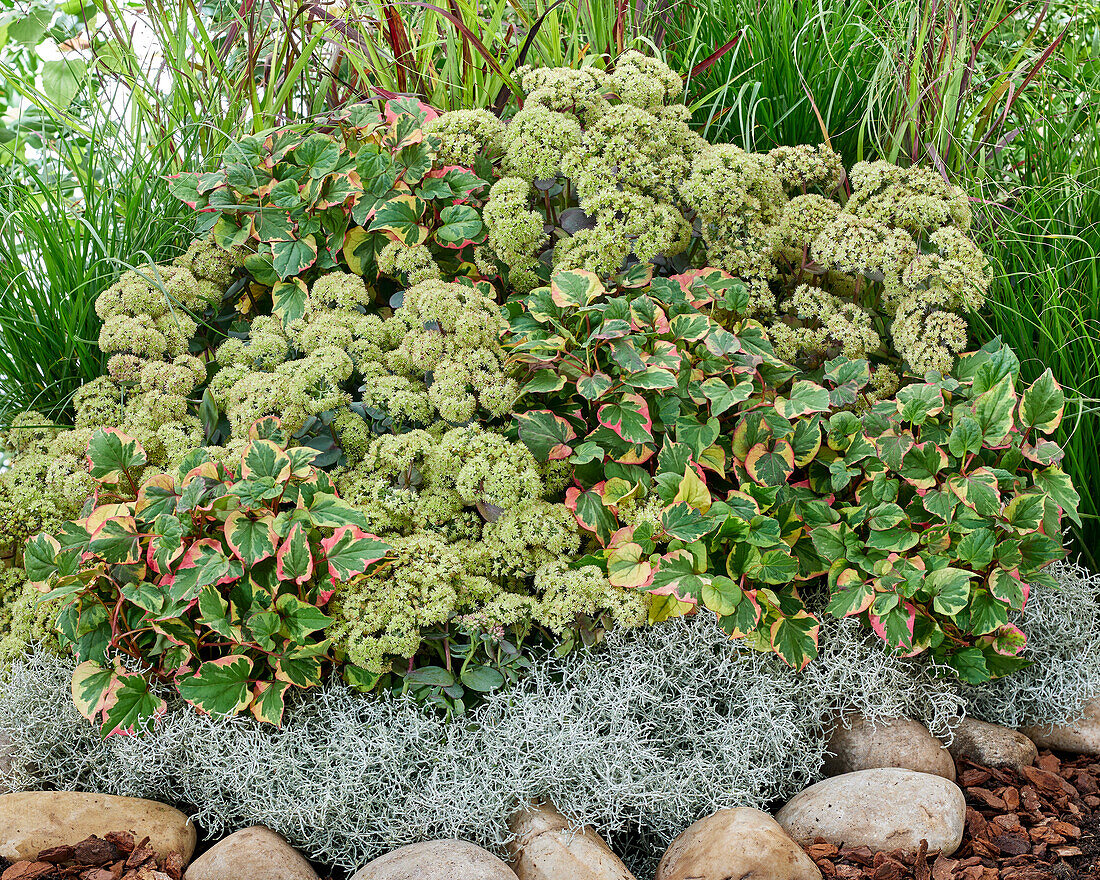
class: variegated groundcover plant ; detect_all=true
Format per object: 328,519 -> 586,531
0,54 -> 1079,733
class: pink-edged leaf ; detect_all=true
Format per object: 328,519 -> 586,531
224,511 -> 278,566
321,526 -> 391,585
596,393 -> 653,445
276,522 -> 314,586
606,542 -> 654,589
177,655 -> 254,716
515,410 -> 577,461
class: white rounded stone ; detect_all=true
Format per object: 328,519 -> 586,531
949,717 -> 1037,771
507,802 -> 635,880
184,826 -> 318,880
350,839 -> 518,880
656,807 -> 822,880
775,768 -> 965,855
1021,698 -> 1100,756
824,714 -> 955,781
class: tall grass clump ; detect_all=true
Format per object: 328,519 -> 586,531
659,0 -> 891,163
0,123 -> 194,423
972,46 -> 1100,557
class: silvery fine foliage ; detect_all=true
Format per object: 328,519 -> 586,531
0,615 -> 962,873
458,53 -> 990,379
960,559 -> 1100,728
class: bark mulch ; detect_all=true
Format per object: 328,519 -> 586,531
0,833 -> 184,880
804,750 -> 1100,880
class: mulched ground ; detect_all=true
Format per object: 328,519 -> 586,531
2,749 -> 1097,880
0,833 -> 184,880
804,750 -> 1100,880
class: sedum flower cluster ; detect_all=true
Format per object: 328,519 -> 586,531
95,238 -> 242,469
433,54 -> 990,377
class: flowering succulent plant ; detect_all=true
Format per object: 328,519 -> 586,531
25,418 -> 393,734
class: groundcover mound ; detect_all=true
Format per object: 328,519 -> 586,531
0,613 -> 962,873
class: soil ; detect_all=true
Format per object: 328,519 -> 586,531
803,750 -> 1100,880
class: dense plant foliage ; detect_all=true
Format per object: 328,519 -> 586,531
453,54 -> 990,381
169,99 -> 490,287
0,52 -> 1082,734
25,420 -> 392,732
508,268 -> 1077,673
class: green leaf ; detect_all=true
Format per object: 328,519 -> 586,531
251,680 -> 289,726
661,503 -> 717,542
769,611 -> 819,670
701,575 -> 742,616
669,312 -> 711,342
197,586 -> 238,641
775,381 -> 831,419
896,383 -> 944,425
627,367 -> 678,390
276,522 -> 314,586
974,376 -> 1017,444
120,581 -> 167,616
294,134 -> 342,177
177,656 -> 254,716
70,661 -> 118,723
321,526 -> 391,582
700,376 -> 754,417
607,542 -> 653,588
405,665 -> 455,688
1033,466 -> 1081,526
867,503 -> 907,531
523,370 -> 567,394
368,195 -> 428,244
435,204 -> 483,247
926,567 -> 974,616
597,395 -> 653,445
225,512 -> 278,566
516,410 -> 577,461
755,549 -> 798,584
899,443 -> 948,490
825,574 -> 874,618
24,533 -> 61,584
7,7 -> 52,45
988,568 -> 1027,610
276,593 -> 333,640
41,58 -> 87,109
571,489 -> 617,545
1018,369 -> 1064,433
101,673 -> 166,736
948,416 -> 983,458
307,493 -> 373,530
947,646 -> 990,684
88,517 -> 141,564
460,666 -> 506,693
677,417 -> 720,458
271,237 -> 318,279
1004,492 -> 1045,532
273,279 -> 308,325
577,372 -> 614,401
967,589 -> 1009,635
956,529 -> 996,569
745,442 -> 794,487
950,469 -> 1001,517
88,429 -> 147,483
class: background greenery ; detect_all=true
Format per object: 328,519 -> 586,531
1,0 -> 1096,554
